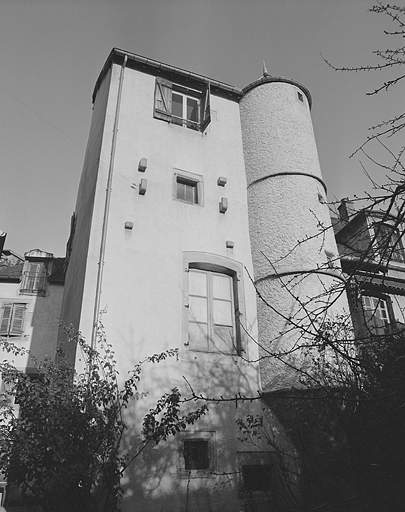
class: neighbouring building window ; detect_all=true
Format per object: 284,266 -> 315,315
362,294 -> 395,335
20,262 -> 47,295
242,464 -> 271,492
183,253 -> 246,355
0,303 -> 26,337
154,78 -> 211,131
373,222 -> 405,263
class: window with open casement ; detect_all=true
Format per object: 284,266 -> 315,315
154,78 -> 211,131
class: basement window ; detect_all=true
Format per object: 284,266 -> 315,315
184,440 -> 209,470
242,465 -> 271,492
154,78 -> 211,131
179,431 -> 215,478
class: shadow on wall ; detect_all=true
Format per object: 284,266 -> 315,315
27,284 -> 64,367
117,350 -> 302,512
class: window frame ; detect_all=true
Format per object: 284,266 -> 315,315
182,252 -> 246,356
0,302 -> 26,337
154,77 -> 211,132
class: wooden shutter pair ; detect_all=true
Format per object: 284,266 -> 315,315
200,83 -> 211,132
154,79 -> 172,122
154,78 -> 211,131
0,303 -> 25,336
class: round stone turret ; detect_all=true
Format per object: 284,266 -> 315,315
240,76 -> 348,391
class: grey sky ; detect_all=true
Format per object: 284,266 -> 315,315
1,0 -> 399,256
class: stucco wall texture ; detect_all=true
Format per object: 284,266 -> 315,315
240,80 -> 349,390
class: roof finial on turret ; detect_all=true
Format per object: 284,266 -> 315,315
263,60 -> 269,77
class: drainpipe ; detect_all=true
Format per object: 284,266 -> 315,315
91,55 -> 127,350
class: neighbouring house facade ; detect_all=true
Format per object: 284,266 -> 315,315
335,200 -> 405,339
56,48 -> 349,511
0,248 -> 65,507
0,248 -> 65,371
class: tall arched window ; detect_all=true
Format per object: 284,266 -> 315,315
183,253 -> 246,356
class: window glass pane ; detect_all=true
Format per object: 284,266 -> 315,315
176,181 -> 186,201
189,296 -> 208,323
212,325 -> 234,353
213,299 -> 233,326
189,270 -> 207,296
172,93 -> 183,121
176,177 -> 198,204
185,183 -> 197,203
213,274 -> 232,300
187,98 -> 198,123
377,299 -> 389,321
189,322 -> 208,350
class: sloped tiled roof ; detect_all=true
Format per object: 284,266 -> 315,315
0,258 -> 65,284
0,263 -> 23,281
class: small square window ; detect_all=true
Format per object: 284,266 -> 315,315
297,91 -> 304,102
184,440 -> 209,470
174,172 -> 202,206
242,465 -> 271,492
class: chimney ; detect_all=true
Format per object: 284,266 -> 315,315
338,198 -> 356,223
0,230 -> 6,257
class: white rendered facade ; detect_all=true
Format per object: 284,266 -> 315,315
61,49 -> 348,511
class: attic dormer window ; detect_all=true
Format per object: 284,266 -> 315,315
154,78 -> 211,132
20,262 -> 47,296
373,222 -> 405,263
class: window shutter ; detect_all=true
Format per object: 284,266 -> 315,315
154,78 -> 172,122
0,304 -> 12,335
200,82 -> 211,132
386,295 -> 396,331
10,304 -> 25,335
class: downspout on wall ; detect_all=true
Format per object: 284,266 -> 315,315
91,55 -> 127,350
